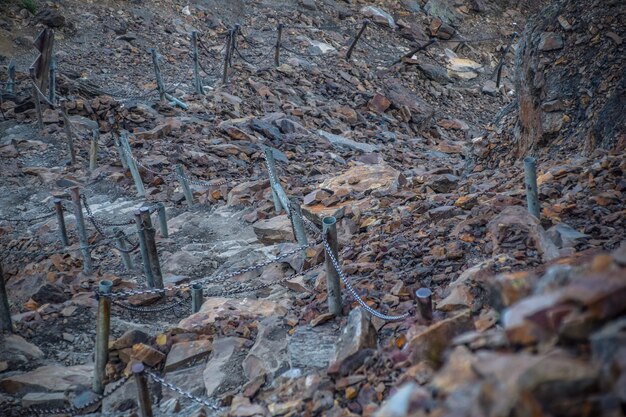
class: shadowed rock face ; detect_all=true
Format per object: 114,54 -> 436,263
514,0 -> 625,158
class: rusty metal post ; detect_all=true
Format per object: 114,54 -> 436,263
0,263 -> 13,333
274,23 -> 283,67
54,198 -> 69,246
155,203 -> 168,238
93,279 -> 112,394
524,156 -> 540,219
134,209 -> 154,288
191,283 -> 203,313
191,31 -> 203,95
323,216 -> 342,316
114,228 -> 133,271
70,187 -> 93,274
415,287 -> 433,322
132,363 -> 153,417
29,67 -> 43,130
175,164 -> 194,206
346,20 -> 369,60
59,98 -> 76,165
140,207 -> 163,289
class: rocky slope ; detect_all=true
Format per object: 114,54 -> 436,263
0,0 -> 624,416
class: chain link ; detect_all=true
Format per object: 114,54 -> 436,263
146,370 -> 221,411
110,294 -> 190,313
0,210 -> 56,223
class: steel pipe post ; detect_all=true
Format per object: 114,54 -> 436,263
0,263 -> 13,333
274,23 -> 283,67
191,31 -> 203,95
175,164 -> 194,206
322,216 -> 342,316
120,132 -> 145,197
132,363 -> 153,417
264,149 -> 282,214
289,198 -> 307,248
222,29 -> 232,84
140,207 -> 163,289
114,134 -> 128,169
150,48 -> 165,100
134,209 -> 155,288
70,187 -> 93,274
93,279 -> 112,394
114,229 -> 133,271
191,283 -> 203,313
524,156 -> 540,219
415,287 -> 433,322
54,198 -> 69,246
346,20 -> 369,60
156,202 -> 168,238
89,128 -> 99,171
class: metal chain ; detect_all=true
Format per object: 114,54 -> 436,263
28,374 -> 129,416
110,294 -> 190,313
81,195 -> 141,253
146,370 -> 220,410
0,210 -> 56,223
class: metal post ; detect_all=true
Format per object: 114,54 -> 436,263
289,198 -> 308,248
114,229 -> 133,271
191,283 -> 203,313
140,207 -> 163,289
70,187 -> 93,274
0,263 -> 13,333
7,60 -> 16,95
59,98 -> 76,165
93,279 -> 112,394
120,132 -> 145,197
495,32 -> 518,88
134,209 -> 154,288
230,25 -> 239,68
89,128 -> 99,171
114,133 -> 128,170
264,149 -> 282,214
322,216 -> 342,316
54,198 -> 69,246
415,287 -> 433,322
191,31 -> 203,95
175,164 -> 194,206
150,48 -> 165,101
274,23 -> 283,67
346,20 -> 369,60
132,363 -> 153,417
155,202 -> 168,238
524,156 -> 540,219
29,67 -> 43,130
222,29 -> 232,84
48,57 -> 56,105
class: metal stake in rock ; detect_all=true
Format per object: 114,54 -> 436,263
156,202 -> 168,238
93,279 -> 112,394
191,31 -> 203,95
0,263 -> 14,333
134,209 -> 155,288
191,283 -> 203,313
59,98 -> 76,165
132,363 -> 153,417
323,216 -> 342,316
29,67 -> 43,130
346,20 -> 369,60
415,287 -> 433,322
289,198 -> 307,248
114,133 -> 128,170
150,48 -> 165,101
222,29 -> 233,84
54,198 -> 69,246
114,228 -> 133,271
89,128 -> 99,171
264,149 -> 282,214
119,132 -> 145,197
524,156 -> 540,219
140,207 -> 163,289
70,187 -> 93,274
175,164 -> 194,206
274,23 -> 283,67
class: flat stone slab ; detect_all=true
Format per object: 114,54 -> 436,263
0,364 -> 92,395
287,323 -> 338,370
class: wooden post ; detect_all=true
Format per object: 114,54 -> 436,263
274,23 -> 283,67
150,48 -> 165,100
140,207 -> 163,289
114,229 -> 133,271
59,99 -> 76,165
6,60 -> 15,95
134,209 -> 155,288
70,187 -> 93,274
175,164 -> 194,206
222,29 -> 233,84
54,198 -> 69,246
48,57 -> 57,105
346,20 -> 369,60
0,263 -> 13,333
89,128 -> 99,171
93,280 -> 112,394
132,363 -> 153,417
322,216 -> 342,316
524,157 -> 540,219
192,31 -> 203,95
29,67 -> 43,130
119,132 -> 145,197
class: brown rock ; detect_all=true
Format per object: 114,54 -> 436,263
367,94 -> 391,114
252,215 -> 293,244
165,340 -> 212,372
131,343 -> 165,367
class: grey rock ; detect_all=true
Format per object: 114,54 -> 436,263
328,307 -> 377,376
546,223 -> 589,248
417,62 -> 452,84
317,130 -> 379,153
424,0 -> 464,26
242,316 -> 289,381
360,6 -> 396,28
538,32 -> 564,51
